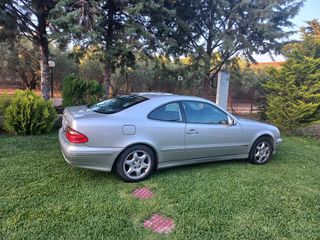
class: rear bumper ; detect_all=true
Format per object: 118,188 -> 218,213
58,128 -> 123,172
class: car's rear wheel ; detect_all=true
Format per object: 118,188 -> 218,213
249,137 -> 273,164
115,145 -> 156,182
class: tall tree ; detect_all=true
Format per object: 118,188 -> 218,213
263,20 -> 320,129
2,0 -> 58,100
143,0 -> 304,98
52,0 -> 138,96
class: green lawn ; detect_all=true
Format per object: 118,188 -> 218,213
0,133 -> 319,239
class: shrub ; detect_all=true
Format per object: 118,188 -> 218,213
0,93 -> 12,129
266,89 -> 319,130
262,21 -> 320,130
4,90 -> 57,135
62,75 -> 104,107
0,93 -> 12,116
263,60 -> 320,130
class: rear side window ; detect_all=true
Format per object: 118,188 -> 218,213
89,95 -> 147,114
149,103 -> 182,122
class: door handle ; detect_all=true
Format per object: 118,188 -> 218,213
186,129 -> 198,135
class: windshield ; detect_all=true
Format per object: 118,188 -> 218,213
89,95 -> 148,114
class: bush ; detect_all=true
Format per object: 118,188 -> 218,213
62,75 -> 104,107
0,93 -> 12,115
265,78 -> 320,130
262,21 -> 320,130
263,57 -> 320,130
4,90 -> 57,135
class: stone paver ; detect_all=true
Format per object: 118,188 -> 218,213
132,187 -> 155,199
143,214 -> 175,234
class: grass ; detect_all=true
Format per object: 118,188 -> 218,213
0,132 -> 319,239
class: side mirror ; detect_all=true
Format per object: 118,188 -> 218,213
227,115 -> 236,126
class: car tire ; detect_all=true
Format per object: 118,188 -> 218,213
248,137 -> 274,165
115,145 -> 156,182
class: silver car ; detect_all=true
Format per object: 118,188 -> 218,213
59,92 -> 282,182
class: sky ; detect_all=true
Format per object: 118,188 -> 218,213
256,0 -> 320,62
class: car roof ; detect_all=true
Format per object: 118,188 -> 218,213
133,92 -> 176,99
133,92 -> 208,102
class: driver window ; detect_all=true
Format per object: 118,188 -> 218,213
182,101 -> 228,124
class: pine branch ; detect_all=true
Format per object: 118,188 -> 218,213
6,2 -> 39,31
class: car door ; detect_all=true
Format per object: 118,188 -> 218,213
147,102 -> 186,162
182,101 -> 245,159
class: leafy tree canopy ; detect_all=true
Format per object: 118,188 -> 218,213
142,0 -> 304,97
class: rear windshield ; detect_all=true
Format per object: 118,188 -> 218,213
89,95 -> 147,114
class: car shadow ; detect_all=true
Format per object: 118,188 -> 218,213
154,158 -> 248,177
66,166 -> 119,183
62,158 -> 249,183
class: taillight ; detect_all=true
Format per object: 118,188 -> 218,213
66,127 -> 88,143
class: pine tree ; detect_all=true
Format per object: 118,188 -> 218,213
264,20 -> 320,129
52,0 -> 140,96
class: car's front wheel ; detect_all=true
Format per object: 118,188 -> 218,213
249,137 -> 273,164
115,145 -> 156,182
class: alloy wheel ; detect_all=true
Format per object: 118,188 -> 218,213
254,141 -> 271,163
123,150 -> 152,180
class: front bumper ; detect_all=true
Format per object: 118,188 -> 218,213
58,128 -> 123,172
273,137 -> 283,154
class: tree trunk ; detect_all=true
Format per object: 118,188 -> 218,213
104,61 -> 111,98
29,75 -> 38,90
102,0 -> 116,98
37,9 -> 50,100
201,54 -> 212,99
250,87 -> 255,114
125,72 -> 129,94
39,41 -> 50,100
202,75 -> 211,99
18,70 -> 29,89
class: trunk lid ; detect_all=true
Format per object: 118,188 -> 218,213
62,105 -> 94,131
